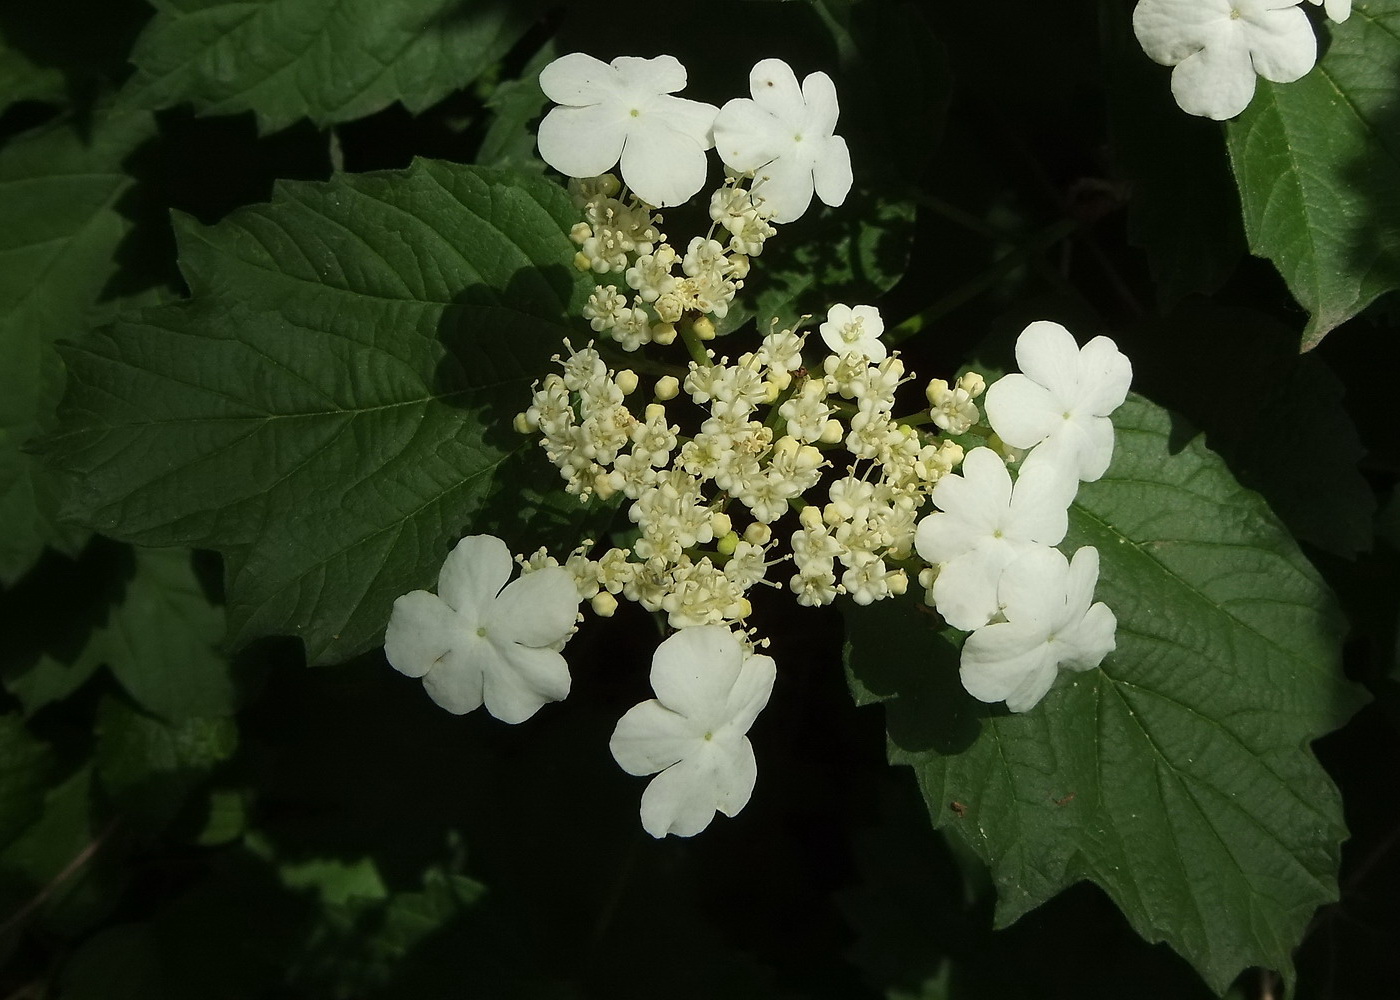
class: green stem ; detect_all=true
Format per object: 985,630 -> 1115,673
678,318 -> 713,367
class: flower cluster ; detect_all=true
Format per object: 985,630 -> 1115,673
1132,0 -> 1348,119
383,52 -> 1130,840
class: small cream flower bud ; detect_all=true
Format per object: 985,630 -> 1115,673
957,371 -> 987,398
925,378 -> 950,407
591,592 -> 619,617
654,375 -> 680,400
717,531 -> 740,556
615,369 -> 639,395
761,380 -> 782,403
798,505 -> 824,531
735,597 -> 753,619
644,402 -> 667,422
652,323 -> 677,345
711,511 -> 733,537
819,418 -> 844,444
572,251 -> 592,272
888,570 -> 909,596
513,412 -> 533,434
692,316 -> 716,340
744,522 -> 772,545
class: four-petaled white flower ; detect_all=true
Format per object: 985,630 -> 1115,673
384,535 -> 580,724
609,626 -> 776,838
818,303 -> 887,363
983,321 -> 1133,483
914,447 -> 1077,631
1306,0 -> 1350,21
1132,0 -> 1317,120
960,546 -> 1117,713
537,53 -> 719,208
712,58 -> 853,223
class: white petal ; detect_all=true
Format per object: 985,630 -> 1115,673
1133,0 -> 1229,65
480,639 -> 570,724
1065,413 -> 1117,482
538,52 -> 619,106
650,625 -> 744,726
1007,456 -> 1075,544
996,546 -> 1071,629
915,509 -> 991,565
960,621 -> 1057,708
1076,337 -> 1133,416
1243,5 -> 1317,83
653,94 -> 719,149
983,374 -> 1057,449
537,104 -> 629,180
811,135 -> 853,210
1062,545 -> 1103,622
437,535 -> 512,618
721,653 -> 776,736
610,700 -> 705,776
612,54 -> 687,95
1002,659 -> 1062,713
1171,33 -> 1257,120
711,736 -> 758,817
1056,602 -> 1118,672
620,118 -> 709,207
421,640 -> 487,715
749,58 -> 805,122
713,98 -> 784,173
750,148 -> 817,224
492,566 -> 578,647
638,754 -> 719,837
1325,0 -> 1351,22
932,546 -> 1015,631
934,447 -> 1012,522
800,70 -> 840,136
1015,321 -> 1083,400
384,590 -> 460,679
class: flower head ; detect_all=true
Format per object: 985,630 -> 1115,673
960,546 -> 1116,713
983,321 -> 1132,483
537,53 -> 719,208
1132,0 -> 1317,120
384,535 -> 579,723
818,303 -> 886,363
609,626 -> 776,837
712,58 -> 853,223
914,447 -> 1076,630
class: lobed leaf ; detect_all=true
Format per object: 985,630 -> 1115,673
0,108 -> 154,583
846,394 -> 1364,991
122,0 -> 533,133
45,162 -> 593,665
1226,2 -> 1400,348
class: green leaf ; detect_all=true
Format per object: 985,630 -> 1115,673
845,395 -> 1364,991
0,0 -> 151,110
0,33 -> 66,109
95,696 -> 238,833
1226,3 -> 1400,348
0,108 -> 154,583
45,162 -> 592,665
477,38 -> 556,172
0,715 -> 51,849
122,0 -> 533,133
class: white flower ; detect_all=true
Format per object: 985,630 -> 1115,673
712,58 -> 853,223
537,53 -> 719,208
1132,0 -> 1317,120
983,321 -> 1133,483
818,304 -> 886,363
609,626 -> 776,838
960,546 -> 1116,713
384,535 -> 579,723
1306,0 -> 1350,21
914,447 -> 1076,631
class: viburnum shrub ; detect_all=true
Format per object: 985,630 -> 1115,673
4,2 -> 1396,997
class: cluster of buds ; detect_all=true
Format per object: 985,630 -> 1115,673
514,174 -> 988,636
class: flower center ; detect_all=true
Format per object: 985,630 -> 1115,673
476,626 -> 488,638
841,318 -> 865,344
703,731 -> 714,741
630,108 -> 641,117
793,133 -> 804,142
1229,7 -> 1242,17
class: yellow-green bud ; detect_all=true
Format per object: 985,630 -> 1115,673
717,530 -> 740,556
654,375 -> 680,400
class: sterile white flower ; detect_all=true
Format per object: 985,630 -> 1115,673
819,304 -> 886,363
983,321 -> 1133,483
537,53 -> 719,208
960,546 -> 1116,713
609,626 -> 776,838
1305,0 -> 1350,21
914,447 -> 1077,631
384,535 -> 580,723
712,58 -> 853,223
1132,0 -> 1317,120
